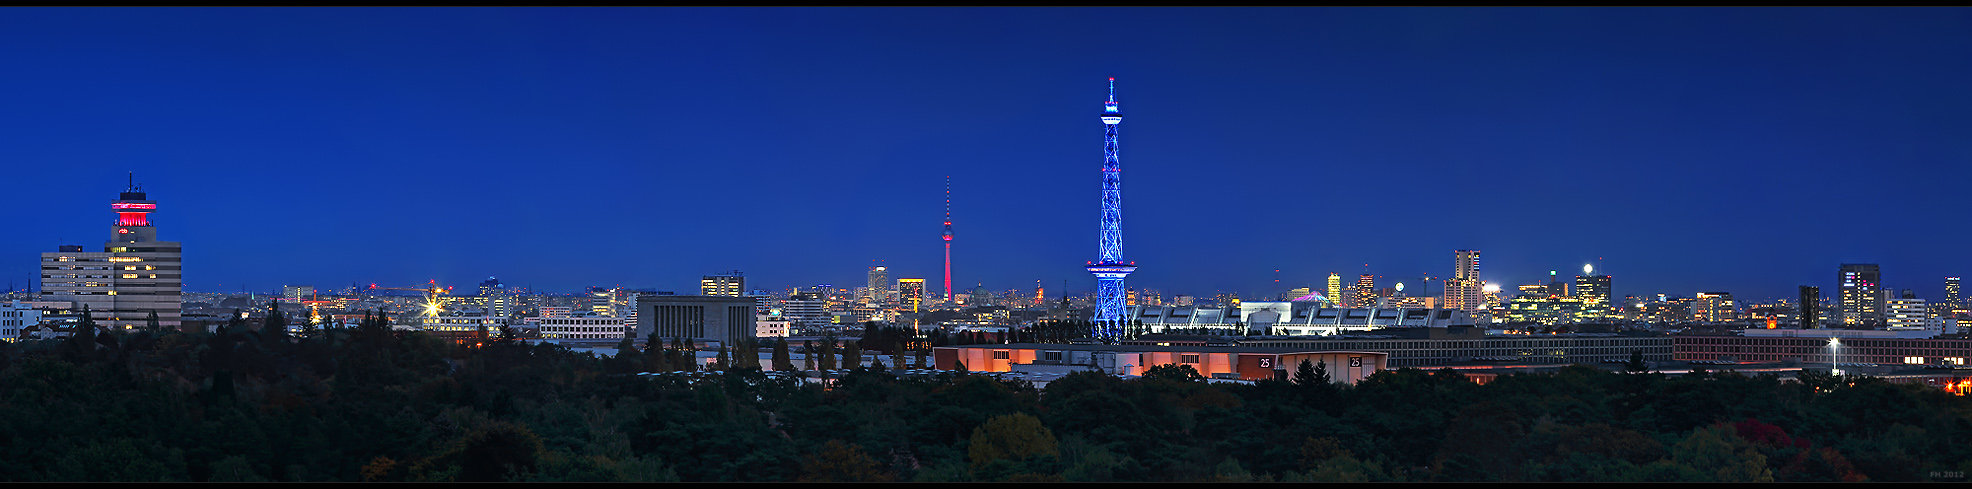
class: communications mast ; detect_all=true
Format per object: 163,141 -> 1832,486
1086,78 -> 1135,342
942,176 -> 954,303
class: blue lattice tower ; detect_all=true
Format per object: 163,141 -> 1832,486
1086,78 -> 1135,342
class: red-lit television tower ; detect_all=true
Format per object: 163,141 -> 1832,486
942,176 -> 954,302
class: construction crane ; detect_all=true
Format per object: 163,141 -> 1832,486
365,280 -> 452,318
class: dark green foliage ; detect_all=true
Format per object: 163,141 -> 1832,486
1,318 -> 1968,482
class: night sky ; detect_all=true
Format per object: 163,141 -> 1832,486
3,8 -> 1969,302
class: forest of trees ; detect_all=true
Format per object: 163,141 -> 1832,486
1,302 -> 1968,481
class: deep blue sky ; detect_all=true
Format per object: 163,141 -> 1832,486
3,8 -> 1969,302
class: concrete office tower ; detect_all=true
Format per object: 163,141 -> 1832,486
898,278 -> 926,313
1948,277 -> 1962,307
1354,274 -> 1376,309
701,270 -> 744,297
1839,264 -> 1883,326
40,176 -> 182,330
1799,286 -> 1821,328
1443,250 -> 1482,312
1327,273 -> 1343,307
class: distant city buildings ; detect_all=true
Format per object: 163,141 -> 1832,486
1693,292 -> 1736,322
1353,274 -> 1375,309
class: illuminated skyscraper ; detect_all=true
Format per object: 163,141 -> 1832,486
867,266 -> 889,306
40,176 -> 182,330
1693,292 -> 1736,322
1354,274 -> 1376,309
1575,264 -> 1611,319
1947,277 -> 1961,306
1085,78 -> 1136,342
1443,250 -> 1482,312
898,278 -> 925,313
700,270 -> 744,297
1838,263 -> 1882,326
1327,273 -> 1343,307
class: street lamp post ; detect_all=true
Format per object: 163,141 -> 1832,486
1829,336 -> 1842,376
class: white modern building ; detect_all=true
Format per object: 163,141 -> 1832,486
0,301 -> 44,342
1885,297 -> 1941,333
538,314 -> 629,343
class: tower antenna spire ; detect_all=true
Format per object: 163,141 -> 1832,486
942,176 -> 954,303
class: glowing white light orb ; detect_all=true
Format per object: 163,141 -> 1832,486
1584,264 -> 1594,275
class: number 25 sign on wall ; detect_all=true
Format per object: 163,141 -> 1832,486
1257,358 -> 1272,368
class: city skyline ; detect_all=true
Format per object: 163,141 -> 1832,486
3,9 -> 1970,302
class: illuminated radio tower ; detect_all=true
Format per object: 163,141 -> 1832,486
1086,78 -> 1135,342
942,176 -> 954,303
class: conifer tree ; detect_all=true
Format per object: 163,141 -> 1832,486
144,310 -> 161,333
802,340 -> 817,370
715,344 -> 730,371
842,340 -> 861,370
263,300 -> 290,345
71,304 -> 96,345
772,337 -> 794,371
818,337 -> 837,370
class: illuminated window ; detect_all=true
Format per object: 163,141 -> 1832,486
122,274 -> 137,279
1906,356 -> 1926,365
1948,358 -> 1966,365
